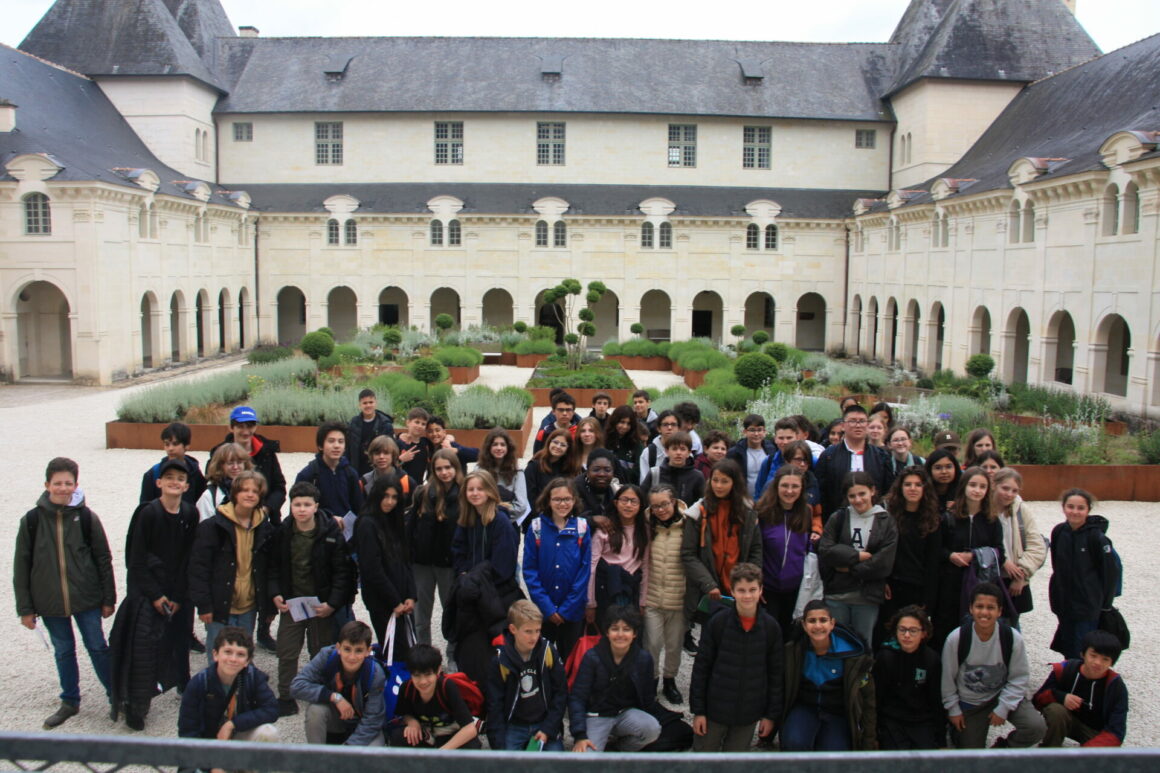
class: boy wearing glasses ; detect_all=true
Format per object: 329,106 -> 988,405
726,413 -> 775,498
814,404 -> 894,517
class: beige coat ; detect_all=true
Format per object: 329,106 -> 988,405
1000,494 -> 1047,578
646,501 -> 688,611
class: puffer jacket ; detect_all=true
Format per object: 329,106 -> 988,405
690,605 -> 783,725
646,500 -> 688,610
14,493 -> 116,618
681,500 -> 762,596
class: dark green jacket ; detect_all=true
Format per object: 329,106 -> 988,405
14,493 -> 116,617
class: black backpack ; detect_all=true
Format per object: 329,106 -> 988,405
956,620 -> 1013,667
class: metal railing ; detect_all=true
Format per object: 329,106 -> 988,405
1,733 -> 1158,773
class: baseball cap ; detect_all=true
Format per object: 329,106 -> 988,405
230,405 -> 259,424
933,430 -> 961,450
157,458 -> 189,477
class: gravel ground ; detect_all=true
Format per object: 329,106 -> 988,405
1,362 -> 1153,747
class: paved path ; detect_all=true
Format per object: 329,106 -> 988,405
1,360 -> 1154,746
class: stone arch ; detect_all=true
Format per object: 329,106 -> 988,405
14,280 -> 72,379
795,292 -> 826,351
430,287 -> 461,332
195,288 -> 212,357
904,299 -> 921,370
884,297 -> 899,364
970,305 -> 992,357
849,294 -> 862,355
1045,310 -> 1076,385
1093,313 -> 1131,397
169,290 -> 188,363
217,288 -> 231,353
640,290 -> 672,342
866,296 -> 879,360
927,301 -> 946,372
327,286 -> 358,342
140,291 -> 161,368
1002,307 -> 1031,384
276,285 -> 307,345
534,288 -> 564,342
744,291 -> 775,340
237,286 -> 250,349
378,286 -> 409,328
481,288 -> 514,328
691,290 -> 723,342
590,288 -> 620,346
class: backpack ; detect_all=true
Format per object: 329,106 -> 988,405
406,672 -> 486,718
320,648 -> 378,716
529,514 -> 588,551
956,620 -> 1013,668
24,506 -> 94,548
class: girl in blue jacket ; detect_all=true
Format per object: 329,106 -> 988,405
523,477 -> 591,660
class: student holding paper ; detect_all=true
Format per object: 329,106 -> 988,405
356,474 -> 417,655
269,482 -> 354,717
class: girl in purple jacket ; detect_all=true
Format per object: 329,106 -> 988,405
756,466 -> 816,636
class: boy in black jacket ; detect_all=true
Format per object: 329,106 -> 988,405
641,431 -> 705,505
486,600 -> 567,750
138,422 -> 207,506
690,562 -> 782,751
569,605 -> 661,752
295,422 -> 365,529
178,626 -> 279,742
1033,629 -> 1128,747
270,481 -> 355,717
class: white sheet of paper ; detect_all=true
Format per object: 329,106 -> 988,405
341,511 -> 358,542
287,596 -> 322,622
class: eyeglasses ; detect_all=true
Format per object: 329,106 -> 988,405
745,427 -> 766,434
845,418 -> 868,425
896,626 -> 923,636
659,421 -> 679,428
618,498 -> 641,506
550,497 -> 574,504
651,501 -> 673,510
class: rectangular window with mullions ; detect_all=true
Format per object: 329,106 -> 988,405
742,126 -> 771,169
233,122 -> 253,142
668,124 -> 696,167
315,121 -> 343,165
434,121 -> 464,164
855,129 -> 877,149
537,122 -> 566,165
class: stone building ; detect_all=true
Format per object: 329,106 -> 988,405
3,0 -> 1157,417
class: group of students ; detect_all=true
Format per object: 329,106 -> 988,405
12,386 -> 1129,752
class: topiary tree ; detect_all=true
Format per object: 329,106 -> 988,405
434,313 -> 455,338
730,324 -> 746,346
734,352 -> 779,395
513,321 -> 528,333
409,357 -> 444,391
764,341 -> 789,363
316,326 -> 335,340
299,331 -> 335,361
752,330 -> 770,346
382,327 -> 403,350
630,322 -> 644,336
542,278 -> 608,369
965,353 -> 996,379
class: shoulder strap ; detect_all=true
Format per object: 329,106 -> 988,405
26,507 -> 92,548
956,623 -> 972,665
999,622 -> 1013,667
530,516 -> 542,547
576,517 -> 588,549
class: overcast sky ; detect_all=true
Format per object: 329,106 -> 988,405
4,0 -> 1158,53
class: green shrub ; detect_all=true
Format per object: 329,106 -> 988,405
317,353 -> 341,371
514,339 -> 557,355
434,313 -> 456,335
734,353 -> 779,393
655,342 -> 671,358
680,348 -> 731,371
630,323 -> 644,335
117,370 -> 250,422
745,388 -> 839,429
497,385 -> 535,411
602,341 -> 622,356
651,388 -> 720,422
248,387 -> 358,426
925,394 -> 988,435
316,327 -> 335,340
818,361 -> 888,393
1006,383 -> 1111,422
409,357 -> 446,385
965,353 -> 995,379
382,327 -> 403,348
500,331 -> 526,352
332,343 -> 364,362
702,368 -> 738,387
620,338 -> 659,357
752,331 -> 770,346
367,371 -> 450,416
764,342 -> 789,363
513,321 -> 528,333
299,331 -> 335,361
695,383 -> 752,411
916,377 -> 935,390
447,385 -> 529,429
995,422 -> 1070,465
730,324 -> 747,339
528,325 -> 557,341
434,346 -> 484,367
1138,432 -> 1160,464
246,345 -> 294,365
247,356 -> 317,386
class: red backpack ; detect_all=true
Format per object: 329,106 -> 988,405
407,672 -> 486,718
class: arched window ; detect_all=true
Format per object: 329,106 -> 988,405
139,205 -> 150,238
659,222 -> 672,249
1008,201 -> 1022,243
764,224 -> 778,250
746,223 -> 759,250
641,222 -> 654,248
535,220 -> 548,247
906,132 -> 913,164
430,220 -> 444,246
448,219 -> 461,246
1021,200 -> 1035,243
553,220 -> 567,247
1102,184 -> 1120,236
888,219 -> 901,251
327,219 -> 340,245
24,193 -> 52,235
1123,183 -> 1140,235
940,213 -> 950,248
194,129 -> 201,161
344,219 -> 357,245
854,225 -> 864,253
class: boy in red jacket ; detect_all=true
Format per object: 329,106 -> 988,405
1034,629 -> 1128,747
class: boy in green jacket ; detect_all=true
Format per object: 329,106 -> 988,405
14,457 -> 117,729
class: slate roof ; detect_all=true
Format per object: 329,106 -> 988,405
885,0 -> 1100,96
214,36 -> 897,121
222,182 -> 884,219
0,45 -> 237,206
879,32 -> 1160,210
19,0 -> 227,91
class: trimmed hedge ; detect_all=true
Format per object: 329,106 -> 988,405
434,346 -> 485,367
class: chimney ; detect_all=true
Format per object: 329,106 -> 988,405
0,99 -> 15,133
238,26 -> 260,38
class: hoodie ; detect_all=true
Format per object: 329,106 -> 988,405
188,502 -> 274,622
784,623 -> 877,749
1048,515 -> 1120,622
818,504 -> 898,605
486,631 -> 567,746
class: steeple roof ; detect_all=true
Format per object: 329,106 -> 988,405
19,0 -> 234,91
885,0 -> 1100,96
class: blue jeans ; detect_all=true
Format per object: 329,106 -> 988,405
780,705 -> 851,751
42,607 -> 111,705
204,611 -> 256,667
824,598 -> 878,647
503,722 -> 565,751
